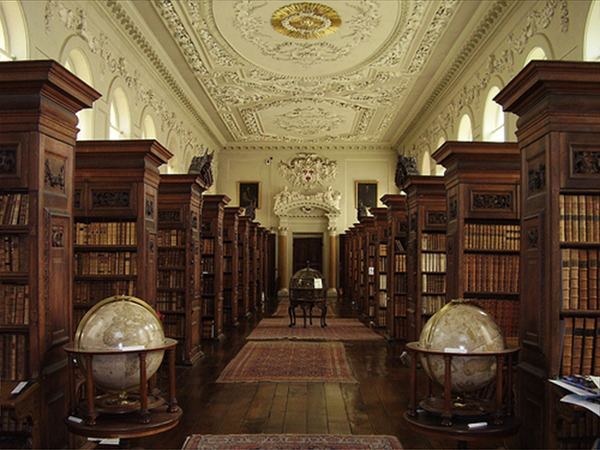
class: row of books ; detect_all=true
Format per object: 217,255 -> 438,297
74,251 -> 137,275
561,248 -> 600,310
556,411 -> 599,445
0,193 -> 29,226
202,278 -> 215,296
223,258 -> 233,273
202,238 -> 215,254
421,253 -> 447,272
379,274 -> 387,290
1,235 -> 26,272
394,274 -> 407,291
394,254 -> 406,272
378,256 -> 387,272
162,315 -> 185,338
379,244 -> 388,256
223,242 -> 234,256
378,291 -> 387,307
0,333 -> 27,381
376,309 -> 386,327
73,280 -> 136,304
422,274 -> 446,293
421,295 -> 446,315
394,238 -> 406,253
474,298 -> 519,338
559,194 -> 600,243
0,284 -> 29,325
202,256 -> 215,273
201,318 -> 215,339
157,250 -> 186,267
157,270 -> 185,288
157,228 -> 185,246
74,221 -> 137,246
0,408 -> 28,433
562,316 -> 599,376
157,292 -> 185,311
421,233 -> 446,251
464,223 -> 520,250
393,294 -> 407,316
464,253 -> 520,293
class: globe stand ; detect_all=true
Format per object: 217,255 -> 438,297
403,342 -> 521,448
63,338 -> 182,441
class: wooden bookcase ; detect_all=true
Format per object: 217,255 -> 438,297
237,216 -> 251,318
402,176 -> 447,342
200,194 -> 229,340
381,195 -> 408,341
73,140 -> 172,331
359,216 -> 377,320
248,221 -> 258,312
372,207 -> 389,329
223,207 -> 241,327
0,60 -> 100,448
496,61 -> 600,449
352,224 -> 365,309
157,174 -> 207,365
432,142 -> 521,346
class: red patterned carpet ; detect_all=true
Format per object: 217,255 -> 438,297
215,341 -> 357,383
247,318 -> 384,341
182,434 -> 403,449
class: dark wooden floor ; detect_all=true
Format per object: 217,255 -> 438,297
139,298 -> 513,450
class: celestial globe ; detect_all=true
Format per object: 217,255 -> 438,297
418,299 -> 506,393
75,295 -> 166,394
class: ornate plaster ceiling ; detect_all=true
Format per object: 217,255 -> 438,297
127,0 -> 509,148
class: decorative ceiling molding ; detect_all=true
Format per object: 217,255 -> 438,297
44,0 -> 219,152
273,187 -> 341,214
278,153 -> 337,191
270,3 -> 342,40
405,0 -> 568,153
221,143 -> 392,152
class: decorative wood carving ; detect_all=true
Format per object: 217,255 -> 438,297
44,157 -> 65,192
528,161 -> 546,195
472,193 -> 512,210
158,210 -> 181,222
0,144 -> 17,175
572,149 -> 600,175
91,190 -> 131,208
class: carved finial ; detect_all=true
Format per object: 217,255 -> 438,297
395,154 -> 419,188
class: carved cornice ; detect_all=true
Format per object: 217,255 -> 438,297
221,143 -> 393,153
274,186 -> 341,214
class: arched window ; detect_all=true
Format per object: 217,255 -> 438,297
584,0 -> 600,61
457,114 -> 473,141
434,136 -> 446,175
109,87 -> 131,140
482,86 -> 505,142
64,49 -> 94,140
0,1 -> 27,61
141,114 -> 157,139
421,151 -> 431,175
525,46 -> 547,65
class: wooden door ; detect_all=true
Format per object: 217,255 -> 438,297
293,237 -> 323,274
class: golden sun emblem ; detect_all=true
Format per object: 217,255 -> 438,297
271,3 -> 341,39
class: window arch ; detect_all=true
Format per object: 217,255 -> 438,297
482,86 -> 505,142
141,114 -> 157,140
457,114 -> 473,141
584,0 -> 600,61
109,87 -> 131,140
525,46 -> 547,65
64,49 -> 94,140
421,151 -> 431,175
0,1 -> 27,61
434,136 -> 446,175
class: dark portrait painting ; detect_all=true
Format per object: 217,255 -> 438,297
238,182 -> 261,209
356,181 -> 378,209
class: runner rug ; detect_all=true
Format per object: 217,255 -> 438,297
216,341 -> 357,383
247,318 -> 384,341
272,299 -> 335,318
182,434 -> 403,449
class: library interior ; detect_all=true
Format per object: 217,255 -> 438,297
0,1 -> 599,449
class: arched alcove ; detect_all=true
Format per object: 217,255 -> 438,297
584,0 -> 600,61
482,86 -> 505,142
108,86 -> 131,139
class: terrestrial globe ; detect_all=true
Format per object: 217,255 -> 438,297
75,295 -> 166,394
418,299 -> 506,393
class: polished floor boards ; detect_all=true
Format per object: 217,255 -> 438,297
139,299 -> 508,449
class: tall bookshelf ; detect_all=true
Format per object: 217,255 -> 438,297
248,221 -> 258,312
0,60 -> 100,448
223,207 -> 241,327
372,207 -> 389,329
352,224 -> 365,309
157,174 -> 207,365
200,194 -> 229,341
381,195 -> 408,341
432,142 -> 521,346
496,61 -> 600,449
360,216 -> 377,320
402,176 -> 447,342
73,140 -> 172,331
237,216 -> 251,318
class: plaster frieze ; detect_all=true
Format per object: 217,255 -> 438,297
407,0 -> 568,153
278,154 -> 337,191
221,143 -> 393,153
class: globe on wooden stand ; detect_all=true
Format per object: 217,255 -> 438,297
404,299 -> 520,448
64,295 -> 181,441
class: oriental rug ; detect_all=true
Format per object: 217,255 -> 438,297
272,299 -> 336,318
216,341 -> 357,383
182,434 -> 403,449
247,318 -> 384,341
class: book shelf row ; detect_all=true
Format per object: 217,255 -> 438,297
473,298 -> 519,339
0,193 -> 29,226
421,253 -> 446,272
0,333 -> 27,381
73,280 -> 136,305
156,294 -> 185,312
464,253 -> 519,293
560,194 -> 600,243
421,233 -> 446,251
1,235 -> 28,272
464,223 -> 520,250
157,250 -> 185,267
74,221 -> 137,246
157,270 -> 185,288
561,248 -> 600,310
561,316 -> 600,376
73,251 -> 137,275
0,284 -> 29,325
157,229 -> 185,246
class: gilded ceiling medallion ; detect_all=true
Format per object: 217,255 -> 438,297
271,3 -> 341,39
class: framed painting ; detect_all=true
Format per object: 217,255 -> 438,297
355,181 -> 378,209
238,181 -> 261,209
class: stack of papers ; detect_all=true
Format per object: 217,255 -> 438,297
549,375 -> 600,417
